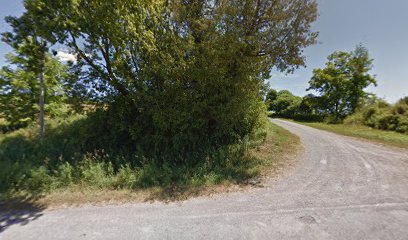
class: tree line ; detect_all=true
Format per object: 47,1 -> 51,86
266,45 -> 408,133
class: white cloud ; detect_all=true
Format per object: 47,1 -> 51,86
56,51 -> 77,63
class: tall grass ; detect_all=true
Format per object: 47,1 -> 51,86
1,114 -> 288,201
297,121 -> 408,149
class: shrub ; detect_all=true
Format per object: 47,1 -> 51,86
79,159 -> 115,189
344,111 -> 364,125
324,115 -> 343,124
114,164 -> 139,189
376,114 -> 398,130
391,103 -> 408,115
0,111 -> 272,198
344,96 -> 408,134
52,162 -> 75,188
25,166 -> 53,193
396,117 -> 408,133
0,162 -> 27,193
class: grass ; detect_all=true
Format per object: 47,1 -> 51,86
248,121 -> 300,179
0,118 -> 299,208
294,121 -> 408,149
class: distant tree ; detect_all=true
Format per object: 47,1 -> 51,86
298,94 -> 317,114
397,96 -> 408,106
266,88 -> 278,111
307,45 -> 377,121
347,45 -> 377,112
1,6 -> 51,139
269,90 -> 302,118
0,52 -> 71,130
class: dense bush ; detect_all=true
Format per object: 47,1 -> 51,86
0,113 -> 270,196
344,97 -> 408,133
267,90 -> 325,122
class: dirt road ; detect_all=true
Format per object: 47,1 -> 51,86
2,119 -> 408,239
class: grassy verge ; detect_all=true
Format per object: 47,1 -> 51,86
0,120 -> 299,209
295,121 -> 408,149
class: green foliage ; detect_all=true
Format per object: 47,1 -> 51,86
267,90 -> 323,121
0,52 -> 73,131
307,45 -> 377,121
53,162 -> 75,188
268,90 -> 302,118
25,166 -> 53,193
344,96 -> 408,134
79,159 -> 115,189
1,0 -> 317,199
265,88 -> 278,106
2,0 -> 318,165
0,115 -> 289,197
115,164 -> 139,189
267,45 -> 377,123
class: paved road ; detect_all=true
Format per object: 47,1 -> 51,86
2,119 -> 408,240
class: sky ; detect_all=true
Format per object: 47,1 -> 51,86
0,0 -> 407,103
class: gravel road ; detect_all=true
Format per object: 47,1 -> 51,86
2,119 -> 408,240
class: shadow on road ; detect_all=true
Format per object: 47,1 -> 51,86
0,197 -> 45,233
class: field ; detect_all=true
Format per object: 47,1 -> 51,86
296,121 -> 408,149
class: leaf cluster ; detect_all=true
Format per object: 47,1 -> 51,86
307,45 -> 377,120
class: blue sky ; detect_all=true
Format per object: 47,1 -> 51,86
1,0 -> 407,102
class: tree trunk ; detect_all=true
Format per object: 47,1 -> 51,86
334,102 -> 340,122
39,47 -> 45,142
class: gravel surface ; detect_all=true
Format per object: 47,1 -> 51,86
2,119 -> 408,240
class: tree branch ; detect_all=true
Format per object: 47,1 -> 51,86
69,32 -> 128,96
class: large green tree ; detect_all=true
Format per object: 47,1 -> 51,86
307,45 -> 377,121
5,0 -> 318,163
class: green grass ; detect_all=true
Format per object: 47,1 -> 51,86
295,121 -> 408,149
0,117 -> 299,207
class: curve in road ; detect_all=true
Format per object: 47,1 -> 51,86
1,119 -> 408,240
